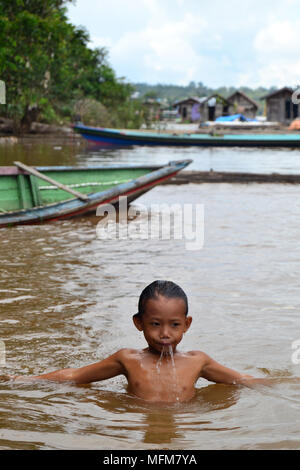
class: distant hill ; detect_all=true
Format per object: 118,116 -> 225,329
133,82 -> 278,115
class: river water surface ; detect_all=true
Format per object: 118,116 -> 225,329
0,136 -> 300,449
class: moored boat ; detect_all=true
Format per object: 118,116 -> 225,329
0,160 -> 191,227
73,123 -> 300,148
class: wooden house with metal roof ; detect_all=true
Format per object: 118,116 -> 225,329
227,91 -> 258,119
173,94 -> 230,122
173,97 -> 203,122
261,87 -> 299,124
199,94 -> 230,122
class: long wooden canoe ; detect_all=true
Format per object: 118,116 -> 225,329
73,123 -> 300,148
0,160 -> 191,227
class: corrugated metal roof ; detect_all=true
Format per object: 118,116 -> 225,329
227,90 -> 259,108
173,94 -> 230,106
260,87 -> 294,100
173,96 -> 206,106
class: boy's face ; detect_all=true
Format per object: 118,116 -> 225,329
133,295 -> 192,354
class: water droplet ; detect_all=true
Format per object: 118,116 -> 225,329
156,346 -> 165,374
168,345 -> 180,402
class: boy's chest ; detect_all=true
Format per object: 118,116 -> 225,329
125,356 -> 200,402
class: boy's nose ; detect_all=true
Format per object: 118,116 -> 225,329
160,327 -> 171,338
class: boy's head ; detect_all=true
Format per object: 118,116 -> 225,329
133,280 -> 192,354
134,280 -> 188,319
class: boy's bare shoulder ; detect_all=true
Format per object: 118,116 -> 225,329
184,350 -> 210,361
114,348 -> 142,360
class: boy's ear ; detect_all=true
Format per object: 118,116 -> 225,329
133,314 -> 144,331
184,316 -> 192,332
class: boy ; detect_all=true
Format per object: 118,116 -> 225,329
4,280 -> 270,403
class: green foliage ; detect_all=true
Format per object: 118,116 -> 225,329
0,0 -> 142,131
73,98 -> 111,127
110,98 -> 146,129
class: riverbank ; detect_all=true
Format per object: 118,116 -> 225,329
0,121 -> 81,144
164,170 -> 300,185
1,117 -> 299,140
0,136 -> 19,144
0,118 -> 77,139
139,122 -> 300,135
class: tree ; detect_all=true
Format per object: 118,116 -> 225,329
0,0 -> 137,131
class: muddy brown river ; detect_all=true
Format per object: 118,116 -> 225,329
0,136 -> 299,449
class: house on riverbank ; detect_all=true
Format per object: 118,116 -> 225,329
198,94 -> 230,122
173,88 -> 300,125
174,94 -> 230,122
261,87 -> 299,124
226,91 -> 258,119
172,97 -> 202,122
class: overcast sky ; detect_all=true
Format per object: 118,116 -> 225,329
67,0 -> 300,88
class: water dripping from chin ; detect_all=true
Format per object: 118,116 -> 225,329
156,345 -> 166,374
168,345 -> 180,402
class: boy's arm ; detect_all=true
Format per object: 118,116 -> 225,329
200,353 -> 269,386
5,350 -> 127,385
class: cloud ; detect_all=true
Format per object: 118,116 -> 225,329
91,36 -> 113,50
68,0 -> 300,88
248,20 -> 300,87
104,13 -> 223,84
254,20 -> 300,58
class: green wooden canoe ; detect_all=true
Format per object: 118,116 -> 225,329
0,160 -> 191,227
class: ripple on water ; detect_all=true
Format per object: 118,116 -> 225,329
1,144 -> 300,448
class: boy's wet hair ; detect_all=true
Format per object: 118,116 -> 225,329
134,280 -> 188,318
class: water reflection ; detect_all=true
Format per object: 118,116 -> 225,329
0,135 -> 84,167
1,135 -> 300,174
0,380 -> 240,449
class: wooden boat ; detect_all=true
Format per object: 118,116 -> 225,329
0,159 -> 191,227
73,123 -> 300,148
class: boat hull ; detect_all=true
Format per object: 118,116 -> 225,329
0,160 -> 191,227
74,124 -> 300,148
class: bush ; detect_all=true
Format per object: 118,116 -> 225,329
73,98 -> 111,127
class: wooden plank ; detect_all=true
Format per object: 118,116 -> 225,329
29,175 -> 42,207
17,174 -> 28,209
14,161 -> 89,202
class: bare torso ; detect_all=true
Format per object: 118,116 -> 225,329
119,348 -> 206,403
